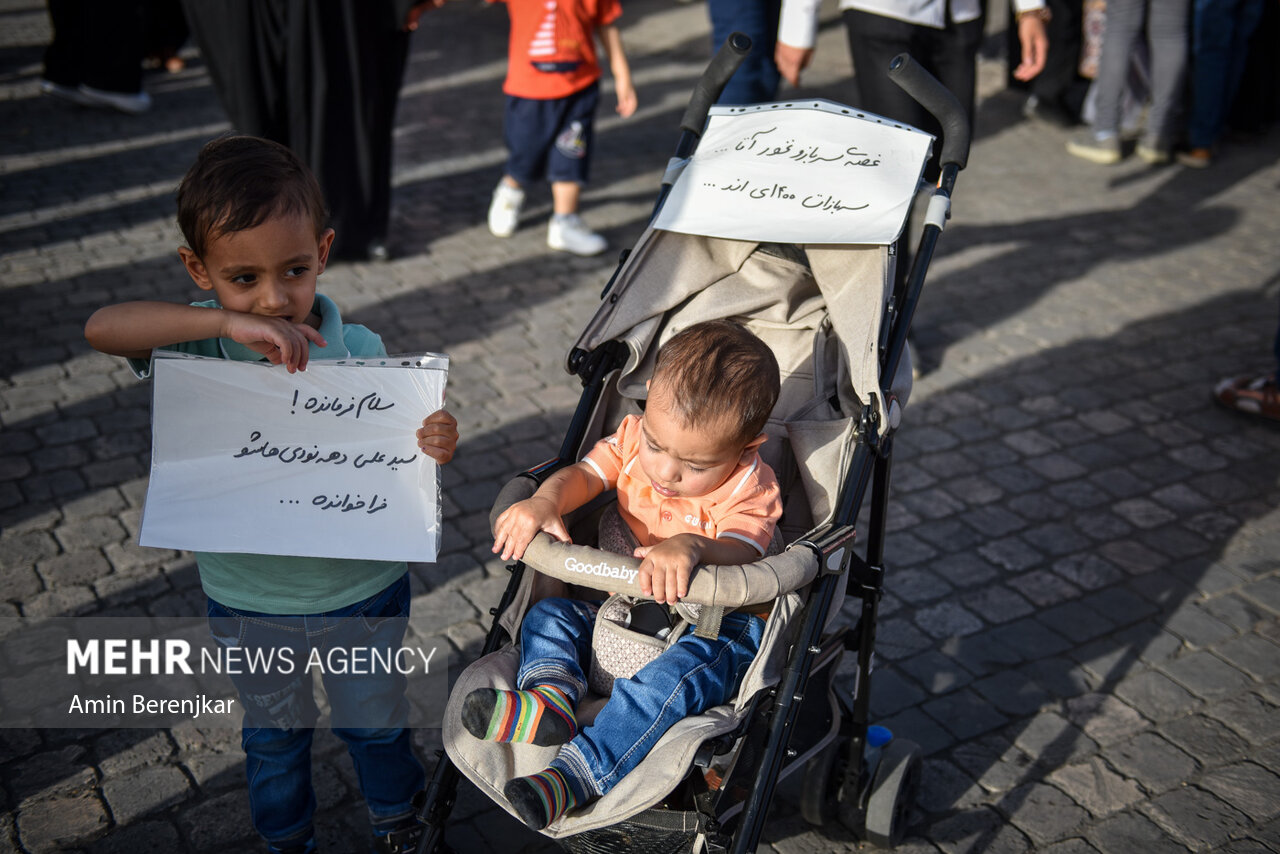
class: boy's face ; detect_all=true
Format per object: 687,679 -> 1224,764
637,389 -> 764,500
178,212 -> 334,327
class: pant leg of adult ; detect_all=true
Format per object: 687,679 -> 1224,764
842,9 -> 929,129
1142,0 -> 1191,147
915,15 -> 983,179
708,0 -> 782,104
79,0 -> 146,94
1031,0 -> 1084,111
1187,0 -> 1239,148
42,0 -> 85,87
180,0 -> 288,139
1089,0 -> 1145,136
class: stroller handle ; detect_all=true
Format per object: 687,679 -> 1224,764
887,53 -> 971,170
679,32 -> 752,139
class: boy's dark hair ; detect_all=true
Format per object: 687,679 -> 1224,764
651,320 -> 780,445
177,135 -> 328,258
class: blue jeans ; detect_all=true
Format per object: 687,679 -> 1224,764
207,574 -> 425,848
515,597 -> 764,800
1187,0 -> 1264,148
708,0 -> 781,104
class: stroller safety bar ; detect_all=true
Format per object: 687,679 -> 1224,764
490,474 -> 820,608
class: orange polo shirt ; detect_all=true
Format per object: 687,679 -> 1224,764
491,0 -> 622,99
583,415 -> 782,556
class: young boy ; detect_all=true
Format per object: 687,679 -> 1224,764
486,0 -> 638,256
475,320 -> 782,830
83,135 -> 459,854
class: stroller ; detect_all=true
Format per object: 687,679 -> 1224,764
413,35 -> 972,854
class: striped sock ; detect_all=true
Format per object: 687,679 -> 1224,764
461,685 -> 576,746
503,767 -> 578,830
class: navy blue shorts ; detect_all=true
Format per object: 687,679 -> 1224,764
503,82 -> 599,185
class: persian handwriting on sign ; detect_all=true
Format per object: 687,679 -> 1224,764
233,432 -> 418,472
705,179 -> 869,213
719,127 -> 883,168
311,493 -> 389,514
290,390 -> 394,419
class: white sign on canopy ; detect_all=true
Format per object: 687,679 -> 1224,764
139,352 -> 448,562
653,100 -> 933,245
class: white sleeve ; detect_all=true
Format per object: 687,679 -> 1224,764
1010,0 -> 1047,13
777,0 -> 824,49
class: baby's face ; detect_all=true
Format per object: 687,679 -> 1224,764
636,396 -> 750,500
190,212 -> 333,328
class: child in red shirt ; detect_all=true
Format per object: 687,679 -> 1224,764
487,0 -> 637,256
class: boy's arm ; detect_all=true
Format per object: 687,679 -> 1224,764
634,535 -> 760,605
492,462 -> 605,561
84,301 -> 326,373
598,23 -> 636,118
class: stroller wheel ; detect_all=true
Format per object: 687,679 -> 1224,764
799,733 -> 850,826
863,738 -> 922,849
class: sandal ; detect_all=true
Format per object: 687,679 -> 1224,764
1213,373 -> 1280,421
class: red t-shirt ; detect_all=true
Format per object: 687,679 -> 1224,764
492,0 -> 622,99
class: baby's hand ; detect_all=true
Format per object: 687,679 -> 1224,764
221,312 -> 327,373
417,409 -> 458,463
492,497 -> 570,562
634,535 -> 701,605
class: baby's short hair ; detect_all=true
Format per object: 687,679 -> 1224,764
650,320 -> 780,446
177,135 -> 327,258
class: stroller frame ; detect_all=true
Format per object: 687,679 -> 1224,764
413,38 -> 972,854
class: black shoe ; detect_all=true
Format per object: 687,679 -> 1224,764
371,822 -> 425,854
1022,94 -> 1077,128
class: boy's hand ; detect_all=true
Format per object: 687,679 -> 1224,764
492,497 -> 571,562
615,80 -> 637,118
221,312 -> 327,374
634,535 -> 701,605
417,409 -> 458,463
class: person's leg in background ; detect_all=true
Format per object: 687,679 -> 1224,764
1067,0 -> 1142,164
708,0 -> 781,104
1139,0 -> 1190,161
1181,0 -> 1265,165
42,0 -> 150,112
1024,0 -> 1086,125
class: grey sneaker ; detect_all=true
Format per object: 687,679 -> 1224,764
487,181 -> 524,238
39,78 -> 91,106
547,213 -> 606,256
1066,130 -> 1121,165
77,85 -> 151,114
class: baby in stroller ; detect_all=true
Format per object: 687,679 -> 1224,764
464,319 -> 782,830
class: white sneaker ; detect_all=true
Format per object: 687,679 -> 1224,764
77,85 -> 151,114
547,214 -> 606,256
40,79 -> 92,106
487,181 -> 524,237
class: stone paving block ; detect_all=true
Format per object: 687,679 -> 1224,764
888,568 -> 956,604
900,650 -> 975,696
917,757 -> 987,813
1211,633 -> 1280,681
868,665 -> 928,717
177,790 -> 255,852
961,585 -> 1036,624
1050,555 -> 1125,592
100,763 -> 191,824
1201,591 -> 1275,634
15,791 -> 109,853
1011,711 -> 1098,767
973,671 -> 1053,717
877,706 -> 955,757
1242,576 -> 1280,615
1085,809 -> 1176,853
1197,762 -> 1280,823
92,730 -> 174,777
1105,731 -> 1197,795
931,552 -> 1002,588
84,820 -> 181,853
875,618 -> 935,661
1097,540 -> 1165,576
915,601 -> 984,639
1142,785 -> 1249,851
924,689 -> 1010,740
1160,650 -> 1254,701
1046,756 -> 1143,819
1112,669 -> 1203,723
1009,570 -> 1083,609
1037,601 -> 1117,645
1063,693 -> 1148,746
1207,692 -> 1280,747
978,537 -> 1044,573
1004,781 -> 1090,846
931,805 -> 1032,854
1162,601 -> 1239,650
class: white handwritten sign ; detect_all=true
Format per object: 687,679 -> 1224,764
139,352 -> 448,562
653,100 -> 933,245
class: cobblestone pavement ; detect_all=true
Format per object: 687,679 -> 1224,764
3,0 -> 1280,852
